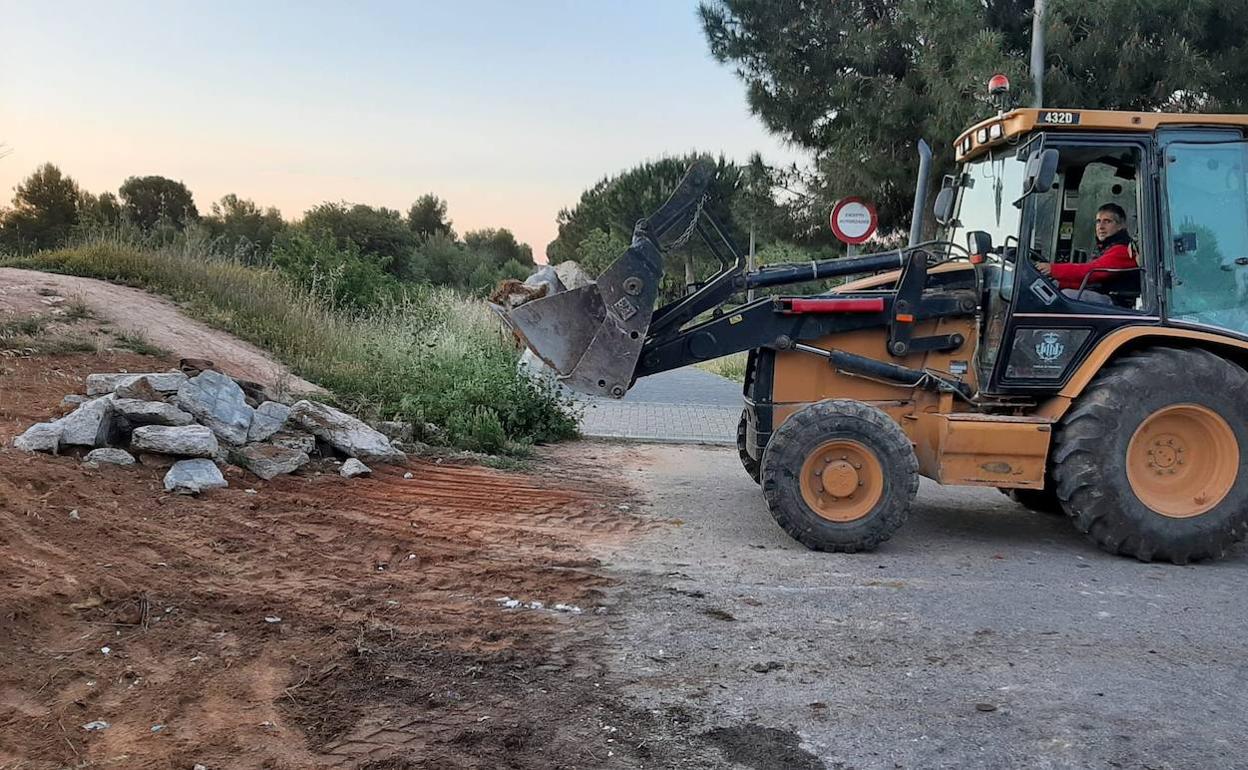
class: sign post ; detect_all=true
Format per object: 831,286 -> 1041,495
830,197 -> 878,257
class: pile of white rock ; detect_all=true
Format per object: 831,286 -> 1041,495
11,369 -> 406,494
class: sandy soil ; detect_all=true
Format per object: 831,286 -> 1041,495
0,353 -> 681,769
0,268 -> 321,393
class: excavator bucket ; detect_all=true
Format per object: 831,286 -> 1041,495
495,160 -> 716,399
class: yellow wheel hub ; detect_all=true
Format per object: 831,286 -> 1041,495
799,439 -> 885,522
1126,404 -> 1239,518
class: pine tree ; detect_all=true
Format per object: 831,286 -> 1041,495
699,0 -> 1248,235
0,163 -> 83,251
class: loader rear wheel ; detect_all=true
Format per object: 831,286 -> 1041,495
761,400 -> 918,552
1053,347 -> 1248,563
736,409 -> 761,484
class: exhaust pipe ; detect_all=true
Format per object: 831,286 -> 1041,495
909,139 -> 933,247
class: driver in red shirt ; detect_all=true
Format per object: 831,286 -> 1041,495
1038,203 -> 1136,303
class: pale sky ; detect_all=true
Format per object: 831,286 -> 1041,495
0,1 -> 807,260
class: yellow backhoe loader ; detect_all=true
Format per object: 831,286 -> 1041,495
498,97 -> 1248,564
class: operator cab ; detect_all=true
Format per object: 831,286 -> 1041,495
940,113 -> 1248,397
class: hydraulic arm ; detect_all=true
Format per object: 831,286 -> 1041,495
494,160 -> 971,399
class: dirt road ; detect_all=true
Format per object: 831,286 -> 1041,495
595,444 -> 1248,770
0,268 -> 321,393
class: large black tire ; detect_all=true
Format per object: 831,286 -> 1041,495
760,400 -> 919,552
737,409 -> 761,484
1053,347 -> 1248,563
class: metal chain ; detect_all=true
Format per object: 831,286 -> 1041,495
664,193 -> 708,251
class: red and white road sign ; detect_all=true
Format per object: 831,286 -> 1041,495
830,197 -> 878,245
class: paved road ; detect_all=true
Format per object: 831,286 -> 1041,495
588,443 -> 1248,770
575,367 -> 742,445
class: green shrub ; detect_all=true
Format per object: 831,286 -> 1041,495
271,229 -> 399,309
447,406 -> 508,454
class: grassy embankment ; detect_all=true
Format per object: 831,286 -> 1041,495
1,237 -> 579,454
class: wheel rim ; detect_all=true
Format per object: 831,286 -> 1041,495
798,439 -> 885,522
1126,404 -> 1240,519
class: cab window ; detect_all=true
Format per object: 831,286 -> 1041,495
1165,141 -> 1248,335
1029,145 -> 1147,311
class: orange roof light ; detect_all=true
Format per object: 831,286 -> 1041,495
988,74 -> 1010,96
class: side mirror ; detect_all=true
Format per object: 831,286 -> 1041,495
1023,148 -> 1060,195
967,231 -> 994,256
933,179 -> 956,226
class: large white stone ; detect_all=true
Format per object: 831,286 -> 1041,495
164,459 -> 227,494
86,372 -> 187,396
58,395 -> 115,447
84,448 -> 136,466
339,458 -> 372,478
112,399 -> 195,426
231,443 -> 309,480
372,420 -> 413,443
247,401 -> 291,443
268,430 -> 317,455
553,260 -> 592,290
114,376 -> 164,402
289,400 -> 405,462
175,370 -> 254,446
523,264 -> 566,294
517,348 -> 576,399
13,422 -> 62,453
131,425 -> 219,458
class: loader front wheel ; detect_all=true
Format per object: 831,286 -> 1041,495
737,409 -> 761,484
1053,347 -> 1248,563
761,400 -> 918,552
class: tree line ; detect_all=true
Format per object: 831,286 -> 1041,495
4,156 -> 829,310
0,163 -> 535,308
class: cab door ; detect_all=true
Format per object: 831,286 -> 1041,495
1162,136 -> 1248,337
984,135 -> 1157,394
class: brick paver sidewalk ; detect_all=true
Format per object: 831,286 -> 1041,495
522,353 -> 742,445
574,367 -> 741,445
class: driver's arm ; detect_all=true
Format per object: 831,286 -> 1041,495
1048,244 -> 1136,290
